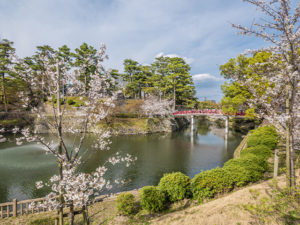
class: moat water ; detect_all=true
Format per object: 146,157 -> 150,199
0,119 -> 243,203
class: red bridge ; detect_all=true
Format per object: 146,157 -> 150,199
173,109 -> 245,117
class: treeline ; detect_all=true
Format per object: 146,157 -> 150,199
0,39 -> 197,112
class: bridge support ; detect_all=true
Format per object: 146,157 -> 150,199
225,116 -> 229,135
224,116 -> 229,152
190,115 -> 196,145
225,129 -> 228,152
191,115 -> 196,132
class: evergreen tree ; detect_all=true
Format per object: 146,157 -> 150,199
73,43 -> 98,96
0,39 -> 15,112
152,57 -> 196,109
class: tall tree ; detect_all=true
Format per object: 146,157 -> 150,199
0,39 -> 15,112
122,59 -> 146,98
153,57 -> 196,109
220,52 -> 277,116
73,43 -> 98,96
231,0 -> 300,188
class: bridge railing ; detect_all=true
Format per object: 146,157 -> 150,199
173,109 -> 245,116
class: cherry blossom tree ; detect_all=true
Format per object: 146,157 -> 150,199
12,44 -> 136,225
141,95 -> 173,118
231,0 -> 299,188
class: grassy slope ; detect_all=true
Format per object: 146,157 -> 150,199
150,175 -> 289,225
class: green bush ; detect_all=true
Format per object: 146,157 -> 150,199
188,125 -> 279,202
224,154 -> 267,183
158,172 -> 191,202
74,103 -> 81,107
191,167 -> 234,202
67,99 -> 75,105
52,96 -> 57,103
140,186 -> 166,213
241,145 -> 272,160
223,164 -> 256,187
247,126 -> 279,149
116,193 -> 136,215
51,96 -> 64,105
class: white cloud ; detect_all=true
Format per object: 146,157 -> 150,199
155,52 -> 194,64
192,73 -> 223,81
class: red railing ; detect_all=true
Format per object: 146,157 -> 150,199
173,109 -> 245,116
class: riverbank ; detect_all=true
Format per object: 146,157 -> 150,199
0,112 -> 189,135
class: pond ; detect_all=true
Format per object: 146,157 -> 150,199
0,118 -> 243,203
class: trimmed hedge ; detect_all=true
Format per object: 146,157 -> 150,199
191,125 -> 279,202
191,167 -> 234,202
140,186 -> 166,213
247,126 -> 279,149
116,193 -> 135,215
223,163 -> 256,187
240,145 -> 272,160
223,155 -> 266,183
158,172 -> 191,202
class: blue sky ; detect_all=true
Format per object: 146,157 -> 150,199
0,0 -> 268,102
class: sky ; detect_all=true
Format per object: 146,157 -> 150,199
0,0 -> 269,102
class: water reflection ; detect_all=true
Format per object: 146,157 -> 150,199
0,119 -> 242,203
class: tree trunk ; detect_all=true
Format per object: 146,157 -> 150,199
57,63 -> 64,225
285,85 -> 294,189
289,77 -> 297,188
173,83 -> 176,111
138,83 -> 141,99
82,206 -> 90,225
69,204 -> 74,225
1,73 -> 7,112
84,74 -> 87,96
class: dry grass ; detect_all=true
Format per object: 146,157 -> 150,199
150,175 -> 289,225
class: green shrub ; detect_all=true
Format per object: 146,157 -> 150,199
223,164 -> 255,187
52,96 -> 57,103
74,103 -> 81,107
51,96 -> 64,105
247,134 -> 278,149
191,167 -> 234,202
241,145 -> 272,160
247,126 -> 279,149
140,186 -> 166,213
158,172 -> 191,202
116,193 -> 136,215
223,154 -> 267,184
67,99 -> 75,105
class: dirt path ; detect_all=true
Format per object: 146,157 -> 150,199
151,175 -> 287,225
